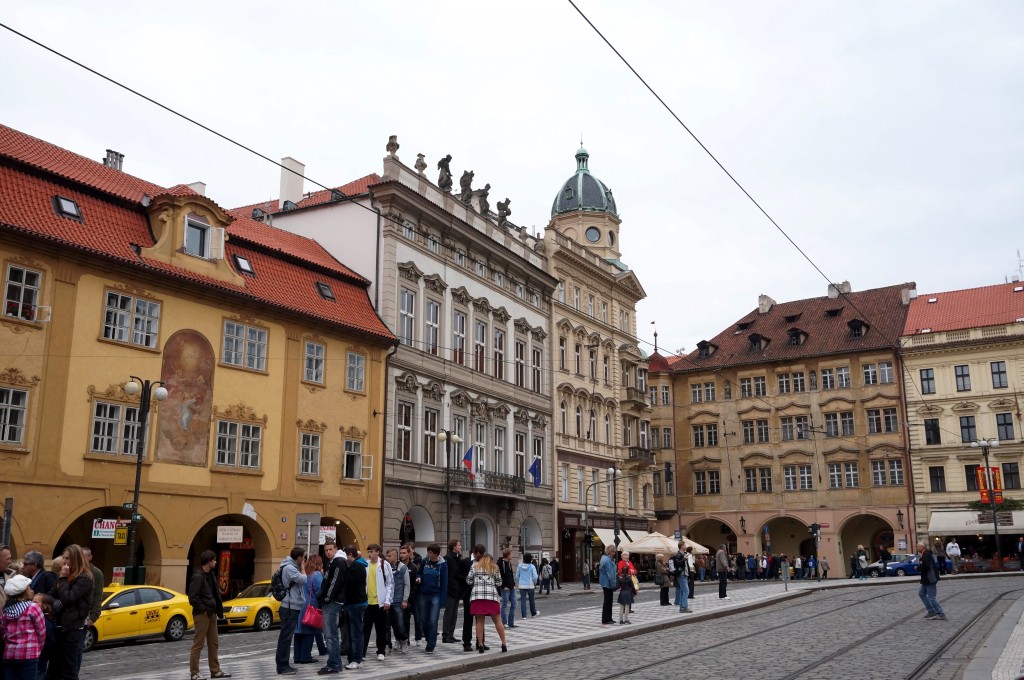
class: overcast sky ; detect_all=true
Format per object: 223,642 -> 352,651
3,1 -> 1022,356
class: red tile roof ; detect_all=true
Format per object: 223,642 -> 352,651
647,351 -> 672,373
234,173 -> 381,216
677,283 -> 915,373
0,124 -> 393,343
903,282 -> 1024,335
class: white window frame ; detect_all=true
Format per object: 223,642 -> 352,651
493,329 -> 505,380
103,291 -> 161,348
90,400 -> 141,455
395,402 -> 413,462
304,341 -> 325,384
423,408 -> 438,466
494,426 -> 506,474
4,264 -> 42,322
346,352 -> 365,392
425,299 -> 440,355
223,320 -> 268,371
300,432 -> 321,476
344,439 -> 365,480
453,311 -> 466,365
399,288 -> 416,346
215,420 -> 262,468
184,218 -> 211,258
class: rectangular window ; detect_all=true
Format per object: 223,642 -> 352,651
784,465 -> 797,491
533,436 -> 544,483
423,408 -> 438,466
692,425 -> 705,448
603,356 -> 610,383
828,463 -> 842,489
824,413 -> 838,437
651,427 -> 660,449
576,465 -> 584,501
103,291 -> 161,348
300,433 -> 320,476
474,321 -> 487,372
215,420 -> 261,468
475,260 -> 486,277
745,468 -> 757,492
346,352 -> 365,391
649,386 -> 657,405
740,378 -> 752,398
997,413 -> 1015,441
754,376 -> 767,396
757,419 -> 769,443
222,321 -> 267,371
427,235 -> 440,253
929,466 -> 946,492
690,384 -> 702,403
653,471 -> 662,496
991,361 -> 1008,389
184,218 -> 210,257
532,348 -> 543,393
4,265 -> 42,322
90,401 -> 140,455
781,417 -> 794,441
759,467 -> 772,492
924,418 -> 941,445
453,249 -> 466,266
304,342 -> 325,384
742,420 -> 754,444
960,416 -> 977,443
574,343 -> 581,374
879,362 -> 894,384
560,463 -> 569,502
955,365 -> 971,391
558,338 -> 566,370
837,367 -> 851,388
821,368 -> 834,390
871,460 -> 886,486
706,424 -> 718,446
703,382 -> 715,401
399,288 -> 416,346
844,462 -> 859,487
514,340 -> 526,387
474,422 -> 487,477
778,374 -> 791,394
587,295 -> 595,317
799,465 -> 812,490
557,280 -> 565,303
920,368 -> 935,394
965,464 -> 979,491
453,312 -> 466,365
695,471 -> 707,495
792,372 -> 805,392
863,363 -> 878,385
395,402 -> 413,462
494,427 -> 506,474
867,409 -> 882,434
493,329 -> 505,380
796,416 -> 809,439
888,460 -> 904,485
707,470 -> 720,494
573,287 -> 580,310
628,477 -> 636,509
344,440 -> 362,480
401,221 -> 415,239
661,385 -> 671,405
601,301 -> 608,323
1002,463 -> 1021,490
425,300 -> 440,355
663,428 -> 673,449
514,432 -> 526,478
841,412 -> 854,436
590,349 -> 598,380
883,408 -> 899,433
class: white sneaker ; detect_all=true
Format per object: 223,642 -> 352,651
345,662 -> 362,670
413,639 -> 421,646
376,653 -> 385,661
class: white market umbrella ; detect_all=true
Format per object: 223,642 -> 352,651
621,531 -> 709,555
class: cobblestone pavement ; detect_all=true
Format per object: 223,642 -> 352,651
83,575 -> 1024,679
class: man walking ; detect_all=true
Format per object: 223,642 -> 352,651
598,545 -> 617,625
342,545 -> 368,670
441,539 -> 463,643
945,537 -> 961,575
275,547 -> 307,675
399,544 -> 419,646
716,544 -> 730,599
188,550 -> 230,680
361,544 -> 393,662
672,542 -> 691,613
550,557 -> 561,589
415,544 -> 447,653
317,540 -> 347,675
916,542 -> 946,620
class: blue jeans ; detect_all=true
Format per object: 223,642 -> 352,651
676,574 -> 689,607
918,583 -> 944,616
4,659 -> 38,680
322,602 -> 343,670
344,604 -> 366,663
416,592 -> 441,648
520,588 -> 536,618
276,606 -> 301,672
500,588 -> 517,626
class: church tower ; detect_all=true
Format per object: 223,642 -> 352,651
549,147 -> 622,261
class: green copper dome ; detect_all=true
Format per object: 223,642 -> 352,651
551,147 -> 618,217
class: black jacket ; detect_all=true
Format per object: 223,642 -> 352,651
444,551 -> 463,597
498,558 -> 516,590
919,550 -> 940,585
51,573 -> 93,630
343,560 -> 367,606
319,555 -> 349,604
188,569 -> 222,616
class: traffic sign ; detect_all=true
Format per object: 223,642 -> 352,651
114,527 -> 128,545
122,502 -> 135,510
132,513 -> 143,522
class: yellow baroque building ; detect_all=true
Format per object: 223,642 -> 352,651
0,124 -> 395,594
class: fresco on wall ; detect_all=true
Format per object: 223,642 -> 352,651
157,330 -> 215,465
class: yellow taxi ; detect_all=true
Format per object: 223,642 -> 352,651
219,580 -> 281,631
84,584 -> 194,652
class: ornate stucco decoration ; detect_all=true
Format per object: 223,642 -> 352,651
492,306 -> 511,324
531,327 -> 548,341
451,287 -> 472,306
951,401 -> 979,413
514,409 -> 530,425
472,297 -> 493,315
489,403 -> 511,420
917,404 -> 943,415
296,419 -> 328,433
423,274 -> 448,294
341,425 -> 368,439
513,318 -> 532,335
822,446 -> 860,459
449,390 -> 471,409
398,261 -> 424,283
87,383 -> 139,404
0,368 -> 41,388
471,400 -> 489,419
989,398 -> 1015,411
530,414 -> 548,430
395,372 -> 421,393
423,381 -> 446,403
213,402 -> 268,424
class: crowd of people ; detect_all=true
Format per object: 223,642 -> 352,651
0,543 -> 105,680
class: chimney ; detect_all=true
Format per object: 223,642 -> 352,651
102,149 -> 124,171
187,181 -> 207,196
901,286 -> 918,305
279,157 -> 305,210
757,294 -> 776,314
838,280 -> 852,294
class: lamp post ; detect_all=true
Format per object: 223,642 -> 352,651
582,466 -> 617,590
437,429 -> 462,544
611,467 -> 622,550
123,377 -> 167,585
971,438 -> 1002,568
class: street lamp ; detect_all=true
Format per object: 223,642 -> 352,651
582,466 -> 617,590
739,516 -> 747,534
896,508 -> 904,530
611,467 -> 622,550
123,377 -> 167,585
436,430 -> 462,545
971,438 -> 1002,567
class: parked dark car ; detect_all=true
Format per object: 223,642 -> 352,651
886,554 -> 953,577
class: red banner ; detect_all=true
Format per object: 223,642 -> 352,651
976,467 -> 1003,505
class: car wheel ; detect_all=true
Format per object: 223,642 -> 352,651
895,568 -> 907,576
255,609 -> 273,631
164,615 -> 187,642
869,569 -> 879,578
83,626 -> 97,652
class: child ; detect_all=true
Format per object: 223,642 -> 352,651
33,593 -> 56,680
1,574 -> 46,679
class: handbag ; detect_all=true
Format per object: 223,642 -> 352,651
302,579 -> 323,629
630,574 -> 640,592
654,573 -> 664,586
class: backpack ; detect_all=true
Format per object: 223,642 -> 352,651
270,566 -> 288,601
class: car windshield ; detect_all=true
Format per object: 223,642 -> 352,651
235,583 -> 270,599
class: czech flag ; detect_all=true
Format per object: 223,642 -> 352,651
463,446 -> 475,480
528,457 -> 541,488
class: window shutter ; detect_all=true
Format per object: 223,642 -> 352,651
361,454 -> 374,481
209,227 -> 225,260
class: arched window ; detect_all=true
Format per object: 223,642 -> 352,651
560,401 -> 567,433
575,406 -> 582,438
604,414 -> 611,443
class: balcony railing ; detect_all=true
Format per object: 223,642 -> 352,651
624,387 -> 647,405
628,447 -> 655,465
446,468 -> 526,495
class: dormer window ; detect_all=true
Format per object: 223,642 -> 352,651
251,208 -> 266,220
282,200 -> 299,211
848,319 -> 869,337
788,328 -> 806,346
784,313 -> 801,324
233,255 -> 254,275
315,282 -> 336,302
826,308 -> 842,317
749,334 -> 768,352
184,218 -> 210,258
697,341 -> 715,358
737,321 -> 753,331
53,195 -> 82,221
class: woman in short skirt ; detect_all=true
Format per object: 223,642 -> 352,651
466,553 -> 508,653
617,550 -> 637,624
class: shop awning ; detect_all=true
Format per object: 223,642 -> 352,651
592,528 -> 625,547
927,509 -> 1024,535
